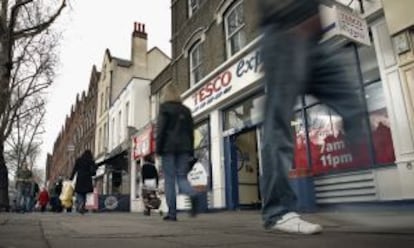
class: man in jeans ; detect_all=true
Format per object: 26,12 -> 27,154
258,0 -> 366,234
16,163 -> 33,212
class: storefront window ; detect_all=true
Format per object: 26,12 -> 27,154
223,94 -> 264,131
305,104 -> 370,175
194,120 -> 212,189
292,111 -> 308,170
359,44 -> 395,165
365,82 -> 395,164
290,41 -> 396,175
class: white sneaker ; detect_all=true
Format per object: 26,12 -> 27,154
270,212 -> 322,235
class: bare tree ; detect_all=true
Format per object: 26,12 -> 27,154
0,0 -> 67,209
4,103 -> 45,177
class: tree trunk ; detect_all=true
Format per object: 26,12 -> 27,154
0,140 -> 10,211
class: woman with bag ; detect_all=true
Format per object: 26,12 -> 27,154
70,150 -> 97,214
155,84 -> 199,221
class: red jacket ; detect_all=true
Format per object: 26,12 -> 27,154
38,190 -> 49,206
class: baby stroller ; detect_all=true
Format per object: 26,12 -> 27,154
142,179 -> 161,216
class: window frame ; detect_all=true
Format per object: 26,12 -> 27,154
188,0 -> 200,18
193,119 -> 212,190
125,101 -> 130,136
189,41 -> 203,86
224,1 -> 246,57
100,92 -> 104,116
118,110 -> 122,144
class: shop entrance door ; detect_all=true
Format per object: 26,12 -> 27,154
232,128 -> 261,209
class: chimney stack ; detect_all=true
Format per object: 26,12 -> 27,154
133,21 -> 147,39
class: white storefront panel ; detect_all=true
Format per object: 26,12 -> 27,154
183,48 -> 263,116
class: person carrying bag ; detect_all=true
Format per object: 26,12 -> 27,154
155,84 -> 200,221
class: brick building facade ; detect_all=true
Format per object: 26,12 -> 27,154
47,66 -> 99,184
170,0 -> 259,92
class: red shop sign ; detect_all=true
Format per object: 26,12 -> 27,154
132,124 -> 155,160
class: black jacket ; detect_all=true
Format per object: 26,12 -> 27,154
70,156 -> 97,194
141,162 -> 159,186
155,101 -> 194,155
258,0 -> 320,29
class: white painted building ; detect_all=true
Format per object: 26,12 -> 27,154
108,77 -> 152,152
94,22 -> 170,200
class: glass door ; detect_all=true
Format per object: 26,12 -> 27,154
234,128 -> 261,208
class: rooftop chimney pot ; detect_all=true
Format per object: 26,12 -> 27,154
132,21 -> 147,39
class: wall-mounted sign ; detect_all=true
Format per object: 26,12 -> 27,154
320,4 -> 370,46
183,48 -> 263,116
132,124 -> 154,160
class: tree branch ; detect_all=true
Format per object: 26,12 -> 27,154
12,0 -> 67,40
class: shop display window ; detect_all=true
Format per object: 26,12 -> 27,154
194,120 -> 212,188
291,41 -> 396,175
359,44 -> 395,165
223,94 -> 264,131
292,111 -> 308,170
365,82 -> 395,165
305,104 -> 371,175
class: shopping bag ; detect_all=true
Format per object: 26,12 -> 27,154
143,179 -> 157,190
187,161 -> 208,192
71,173 -> 77,188
85,189 -> 98,210
59,180 -> 74,201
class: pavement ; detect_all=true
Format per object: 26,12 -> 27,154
1,210 -> 414,248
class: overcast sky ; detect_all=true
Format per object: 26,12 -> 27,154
38,0 -> 171,172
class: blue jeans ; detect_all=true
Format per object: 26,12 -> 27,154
161,153 -> 197,218
76,193 -> 86,211
17,184 -> 32,212
260,24 -> 366,228
19,195 -> 31,212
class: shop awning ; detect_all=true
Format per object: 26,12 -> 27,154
96,150 -> 128,171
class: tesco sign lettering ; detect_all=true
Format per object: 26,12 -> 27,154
192,70 -> 232,112
183,47 -> 263,116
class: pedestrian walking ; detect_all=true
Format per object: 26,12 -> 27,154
70,150 -> 97,214
141,155 -> 160,216
155,84 -> 199,221
50,177 -> 63,212
29,181 -> 40,211
257,0 -> 366,234
38,187 -> 49,212
15,162 -> 33,212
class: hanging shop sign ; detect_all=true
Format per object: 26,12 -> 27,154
183,48 -> 263,116
132,124 -> 154,160
320,4 -> 370,46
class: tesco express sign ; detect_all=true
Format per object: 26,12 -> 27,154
184,48 -> 263,115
